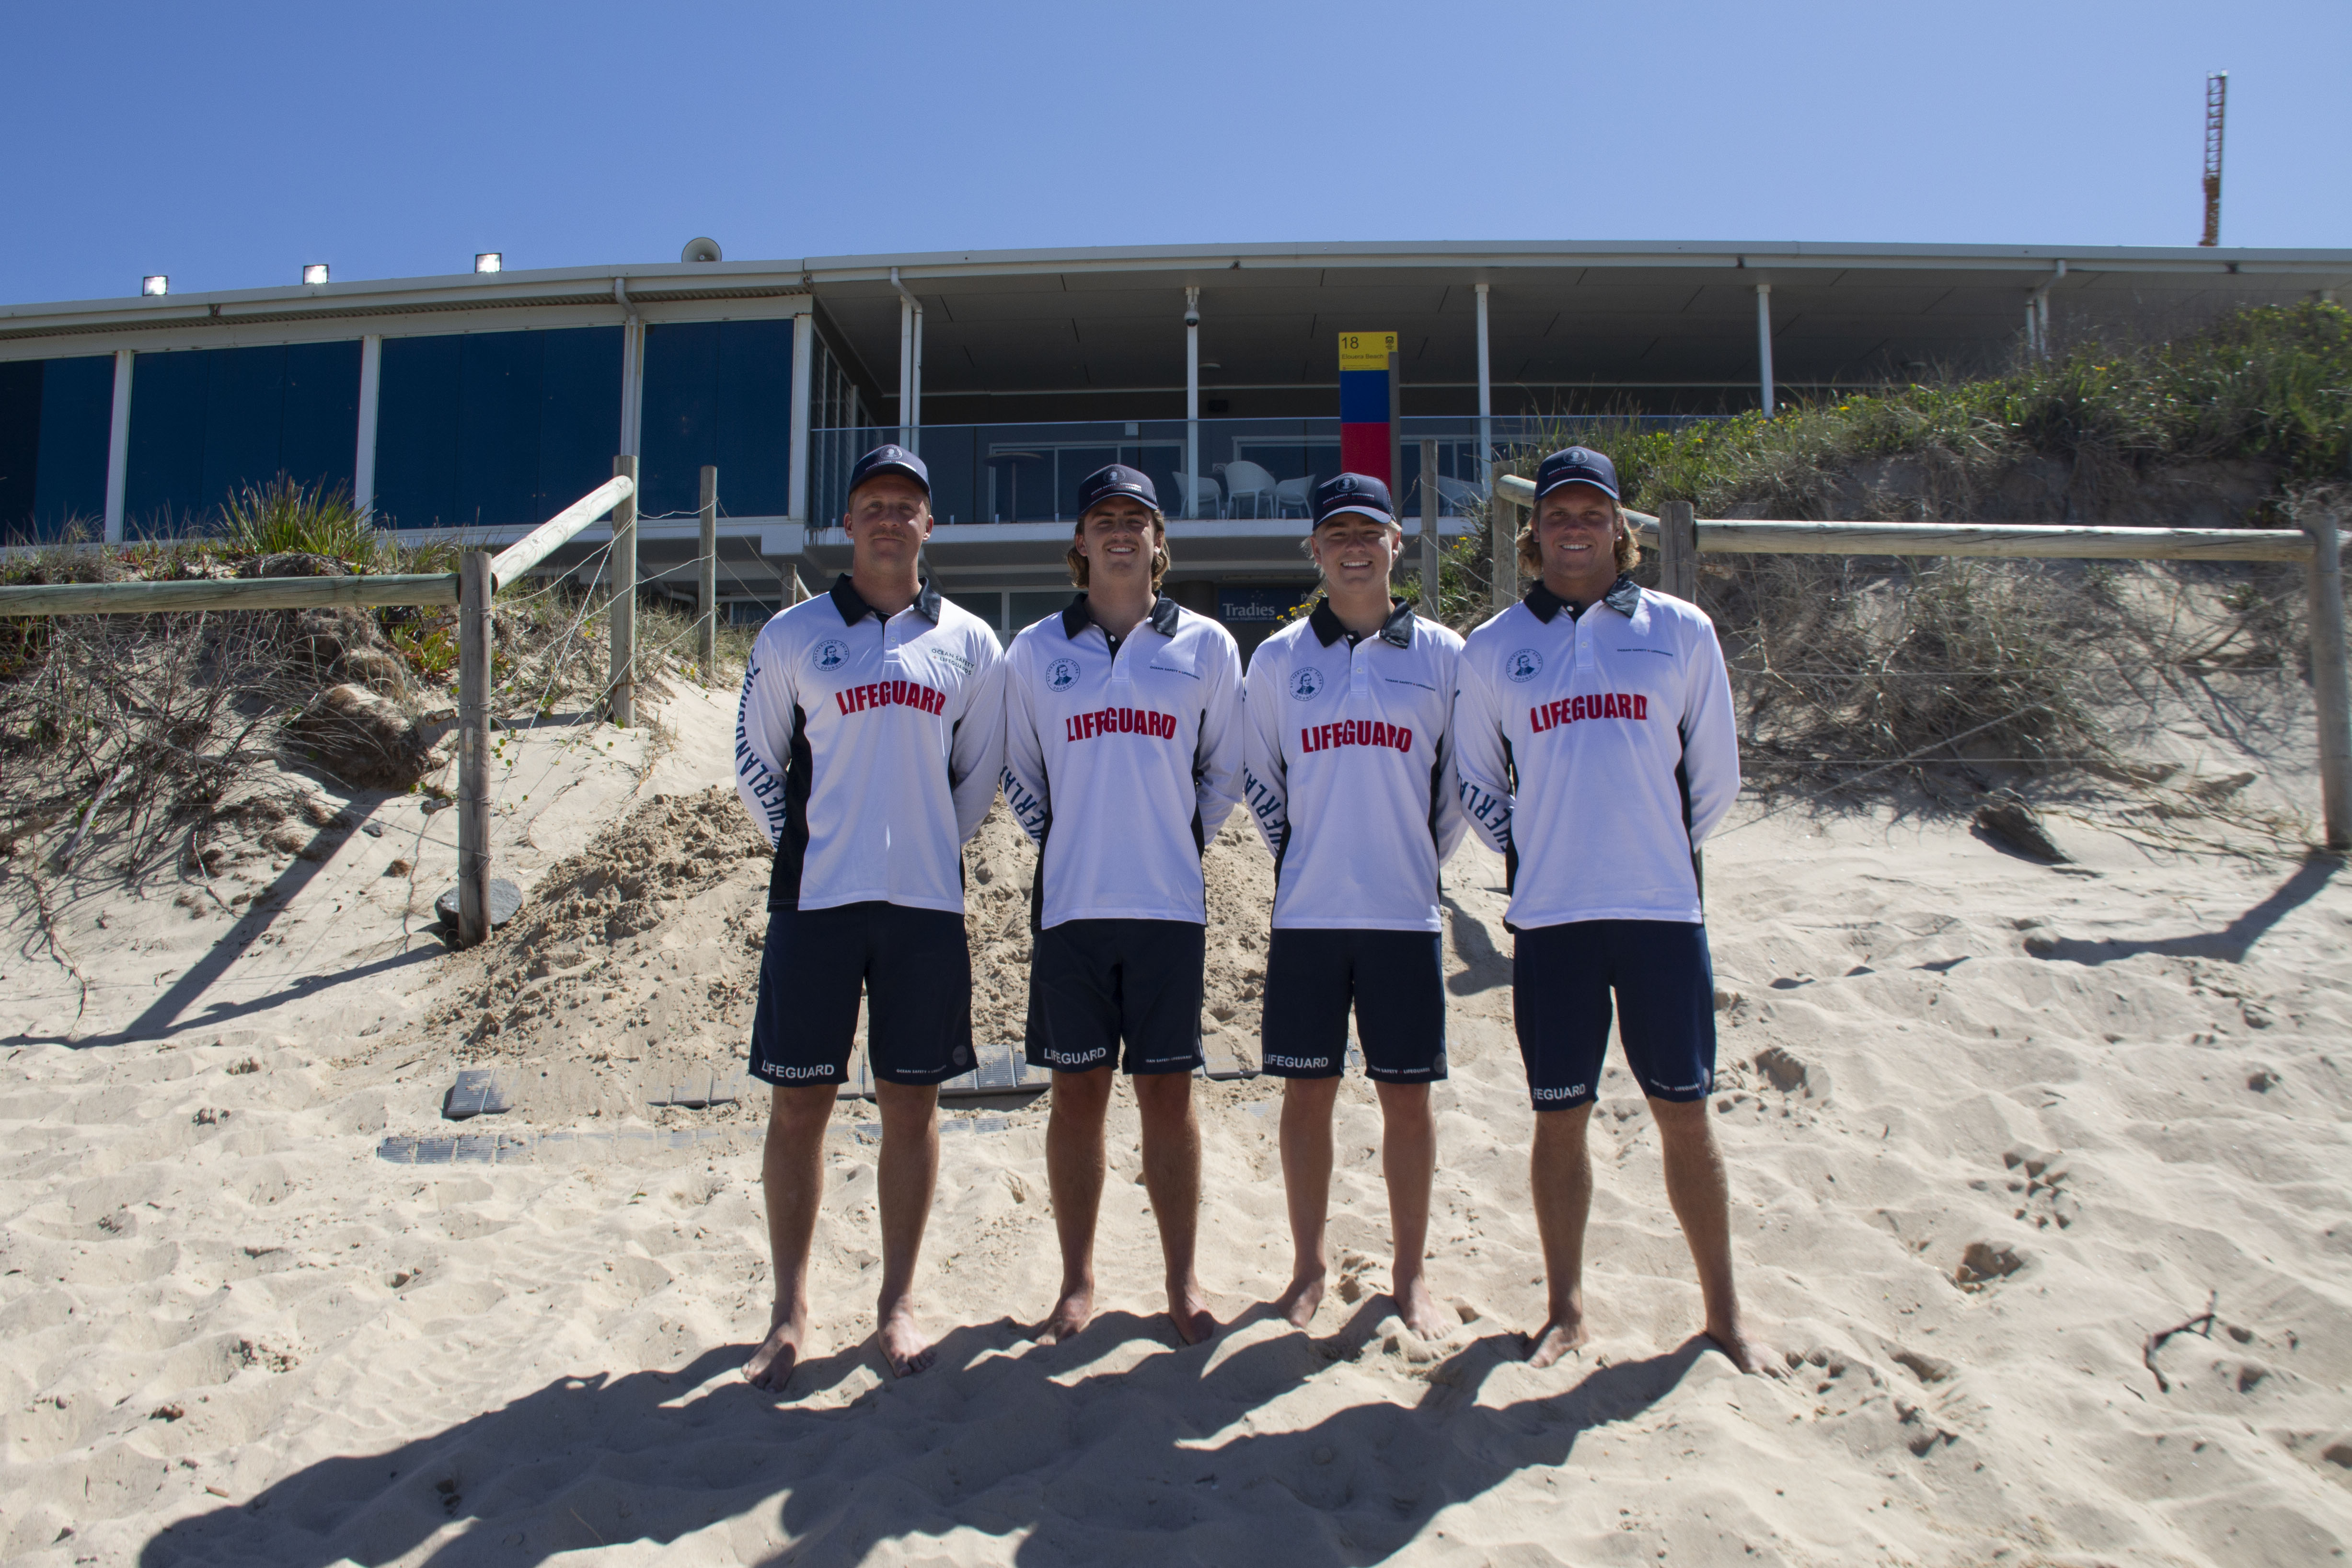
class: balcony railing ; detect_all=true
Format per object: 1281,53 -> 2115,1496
808,415 -> 1718,529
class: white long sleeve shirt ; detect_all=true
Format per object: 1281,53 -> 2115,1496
1240,598 -> 1468,932
1000,594 -> 1244,929
734,576 -> 1005,913
1453,576 -> 1740,929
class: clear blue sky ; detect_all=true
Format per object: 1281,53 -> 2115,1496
5,0 -> 2346,306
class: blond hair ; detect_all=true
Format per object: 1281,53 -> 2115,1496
1068,508 -> 1173,589
1296,514 -> 1404,585
1518,496 -> 1641,578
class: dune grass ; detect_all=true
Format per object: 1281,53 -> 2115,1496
1514,300 -> 2352,521
1419,303 -> 2351,796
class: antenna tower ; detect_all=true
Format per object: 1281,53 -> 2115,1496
2200,71 -> 2227,247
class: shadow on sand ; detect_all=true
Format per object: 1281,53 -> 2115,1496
7,794 -> 446,1049
141,1307 -> 1717,1566
2032,852 -> 2337,967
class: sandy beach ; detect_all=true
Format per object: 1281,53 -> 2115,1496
4,665 -> 2351,1567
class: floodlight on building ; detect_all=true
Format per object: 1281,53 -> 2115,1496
681,236 -> 723,264
474,252 -> 502,274
142,275 -> 168,297
302,264 -> 329,285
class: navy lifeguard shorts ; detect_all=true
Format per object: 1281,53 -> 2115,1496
1511,919 -> 1717,1110
1258,927 -> 1447,1084
1024,918 -> 1206,1075
749,900 -> 974,1088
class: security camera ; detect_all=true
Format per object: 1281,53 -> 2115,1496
1184,307 -> 1200,327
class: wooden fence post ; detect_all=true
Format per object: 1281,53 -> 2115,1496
457,550 -> 493,947
1659,499 -> 1699,601
1420,438 -> 1441,618
610,454 -> 638,726
2307,507 -> 2352,851
1493,492 -> 1518,611
698,464 -> 718,674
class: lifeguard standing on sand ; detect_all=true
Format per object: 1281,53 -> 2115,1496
1452,447 -> 1770,1373
732,443 -> 1007,1387
1000,463 -> 1244,1346
1238,473 -> 1467,1340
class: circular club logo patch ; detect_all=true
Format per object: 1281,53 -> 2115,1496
1047,657 -> 1081,691
814,639 -> 850,670
1289,667 -> 1324,701
1506,648 -> 1544,683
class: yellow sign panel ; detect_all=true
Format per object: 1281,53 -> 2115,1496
1337,331 -> 1398,370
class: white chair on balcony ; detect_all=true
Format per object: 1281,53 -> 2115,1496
1169,471 -> 1222,518
1223,460 -> 1280,519
1274,473 -> 1316,519
1435,474 -> 1487,512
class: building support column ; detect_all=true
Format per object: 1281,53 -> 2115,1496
103,349 -> 133,544
2029,259 -> 2065,359
1476,282 -> 1499,606
1185,287 -> 1200,519
1420,438 -> 1441,619
616,278 -> 644,457
354,334 -> 382,519
788,310 -> 814,523
1475,281 -> 1493,473
891,267 -> 923,453
1755,283 -> 1776,417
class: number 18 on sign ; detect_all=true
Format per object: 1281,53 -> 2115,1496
1339,331 -> 1397,484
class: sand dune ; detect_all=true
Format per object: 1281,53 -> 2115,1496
3,667 -> 2351,1566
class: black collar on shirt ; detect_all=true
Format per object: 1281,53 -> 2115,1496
1061,592 -> 1180,641
830,574 -> 943,626
1524,573 -> 1641,624
1307,596 -> 1417,649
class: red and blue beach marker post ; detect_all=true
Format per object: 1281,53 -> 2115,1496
1338,331 -> 1397,484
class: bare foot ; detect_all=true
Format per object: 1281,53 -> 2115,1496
1037,1281 -> 1095,1343
1525,1314 -> 1590,1369
1168,1278 -> 1217,1346
744,1299 -> 812,1390
1273,1267 -> 1326,1329
876,1294 -> 935,1378
1703,1315 -> 1779,1376
1389,1269 -> 1447,1342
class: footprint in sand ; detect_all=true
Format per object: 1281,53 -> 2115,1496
1953,1240 -> 2027,1290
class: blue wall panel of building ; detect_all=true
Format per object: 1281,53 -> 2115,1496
277,342 -> 361,497
123,343 -> 358,529
126,352 -> 208,527
456,331 -> 542,531
376,327 -> 620,529
642,318 -> 792,517
539,327 -> 623,520
375,335 -> 461,529
0,362 -> 37,533
36,357 -> 113,533
0,356 -> 112,541
641,323 -> 716,518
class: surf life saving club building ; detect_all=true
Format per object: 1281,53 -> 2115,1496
3,239 -> 2346,656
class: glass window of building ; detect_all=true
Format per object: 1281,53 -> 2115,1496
374,327 -> 621,530
123,342 -> 360,530
639,319 -> 795,519
0,355 -> 113,542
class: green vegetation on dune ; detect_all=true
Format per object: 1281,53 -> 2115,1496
1413,304 -> 2346,802
1526,300 -> 2352,520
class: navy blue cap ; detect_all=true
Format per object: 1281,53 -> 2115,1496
846,443 -> 929,498
1075,463 -> 1158,517
1535,446 -> 1620,503
1311,473 -> 1395,527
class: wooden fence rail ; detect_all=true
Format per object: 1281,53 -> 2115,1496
1487,472 -> 2352,850
0,573 -> 460,617
0,472 -> 639,946
1491,473 -> 2313,562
